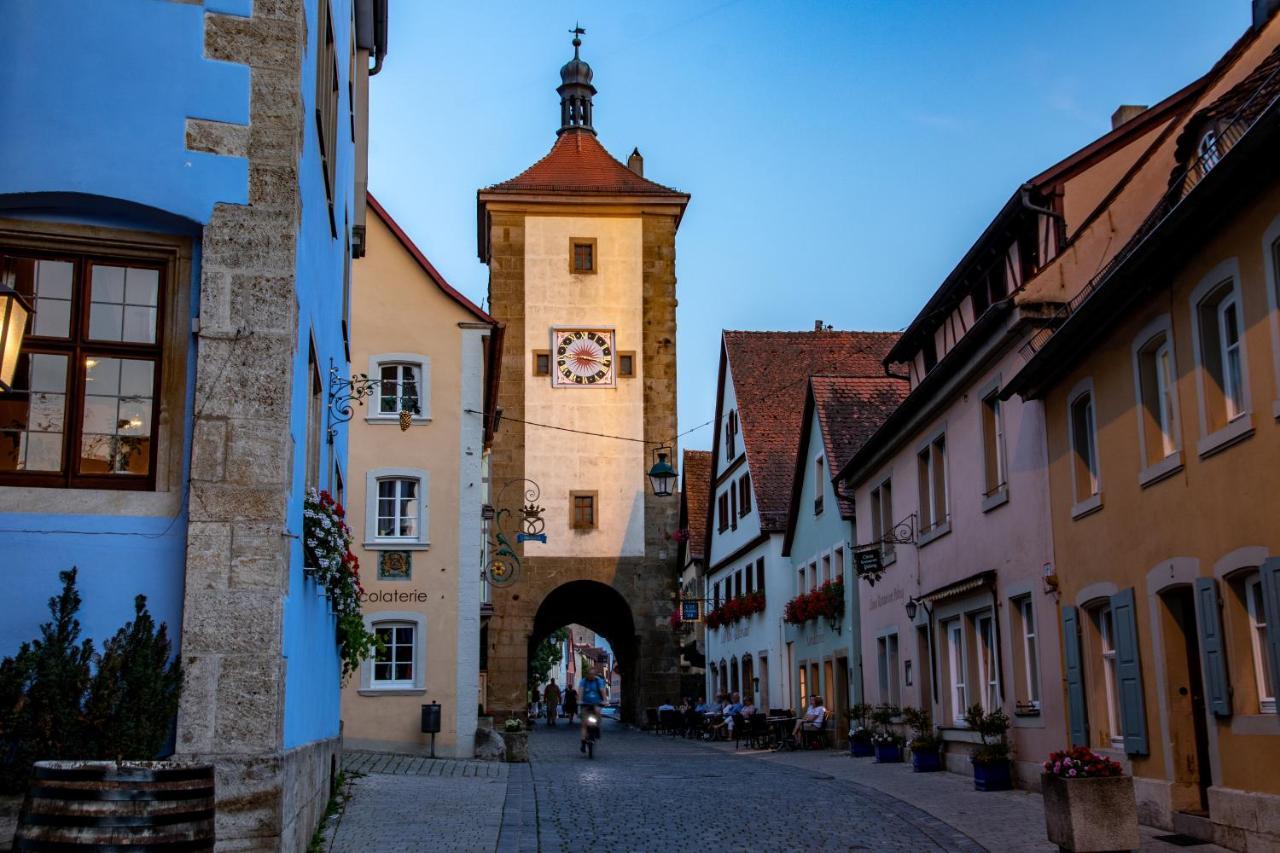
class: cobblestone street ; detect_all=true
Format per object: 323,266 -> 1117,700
321,726 -> 1237,853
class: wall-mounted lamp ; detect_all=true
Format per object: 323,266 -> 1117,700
0,280 -> 32,393
648,446 -> 677,497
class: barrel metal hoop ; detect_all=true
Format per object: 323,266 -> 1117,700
25,786 -> 216,803
18,808 -> 215,829
13,838 -> 214,852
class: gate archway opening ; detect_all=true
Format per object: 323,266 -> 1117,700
530,580 -> 638,722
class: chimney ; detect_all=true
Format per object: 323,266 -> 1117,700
1111,105 -> 1148,130
1256,0 -> 1280,29
627,147 -> 644,176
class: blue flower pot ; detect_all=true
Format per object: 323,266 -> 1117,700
850,739 -> 874,757
873,743 -> 903,763
972,758 -> 1013,791
911,749 -> 942,773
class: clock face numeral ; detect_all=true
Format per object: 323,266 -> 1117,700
551,329 -> 615,387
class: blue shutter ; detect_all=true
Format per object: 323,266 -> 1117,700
1110,589 -> 1149,756
1061,606 -> 1088,747
1261,558 -> 1280,715
1193,577 -> 1232,717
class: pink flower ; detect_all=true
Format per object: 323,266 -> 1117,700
1068,768 -> 1077,777
1054,762 -> 1062,774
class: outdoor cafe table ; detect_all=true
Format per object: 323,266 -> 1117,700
766,716 -> 796,749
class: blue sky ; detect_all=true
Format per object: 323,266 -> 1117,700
368,1 -> 1245,453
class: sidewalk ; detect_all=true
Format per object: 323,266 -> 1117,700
690,736 -> 1230,853
323,751 -> 509,853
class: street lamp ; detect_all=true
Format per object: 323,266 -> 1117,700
0,282 -> 32,393
647,447 -> 677,497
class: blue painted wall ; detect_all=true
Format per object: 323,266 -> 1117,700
1,0 -> 361,753
282,0 -> 360,749
785,410 -> 863,705
0,0 -> 249,662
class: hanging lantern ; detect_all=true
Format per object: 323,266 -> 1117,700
647,448 -> 676,498
0,282 -> 32,393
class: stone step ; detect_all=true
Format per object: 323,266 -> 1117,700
1172,809 -> 1215,844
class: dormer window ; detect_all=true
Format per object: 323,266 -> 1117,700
922,335 -> 938,374
1198,129 -> 1221,173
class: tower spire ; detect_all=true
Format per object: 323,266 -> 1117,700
558,25 -> 596,135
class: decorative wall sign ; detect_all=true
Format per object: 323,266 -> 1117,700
378,551 -> 412,580
484,478 -> 546,587
680,600 -> 701,622
551,328 -> 615,387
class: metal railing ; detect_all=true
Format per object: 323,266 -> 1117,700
1021,62 -> 1280,359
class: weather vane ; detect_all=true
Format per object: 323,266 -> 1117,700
570,22 -> 585,53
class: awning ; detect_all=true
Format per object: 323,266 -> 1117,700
918,570 -> 997,605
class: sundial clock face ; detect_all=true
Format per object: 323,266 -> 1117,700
552,328 -> 615,387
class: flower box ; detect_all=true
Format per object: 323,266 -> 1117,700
704,592 -> 765,629
783,581 -> 844,626
971,758 -> 1013,791
1041,773 -> 1139,852
873,743 -> 903,763
910,748 -> 942,772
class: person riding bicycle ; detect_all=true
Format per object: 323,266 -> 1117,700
578,663 -> 609,753
543,678 -> 561,727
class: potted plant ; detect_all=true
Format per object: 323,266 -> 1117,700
1041,747 -> 1139,852
870,704 -> 904,763
902,706 -> 943,772
963,704 -> 1012,791
502,717 -> 529,763
846,704 -> 874,757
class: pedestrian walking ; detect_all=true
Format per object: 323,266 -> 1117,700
563,684 -> 578,724
544,678 -> 562,726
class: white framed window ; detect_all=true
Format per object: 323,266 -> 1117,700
1019,597 -> 1041,710
1068,379 -> 1101,516
974,613 -> 999,713
368,353 -> 430,422
1096,605 -> 1124,748
1189,261 -> 1252,454
808,561 -> 817,594
946,620 -> 966,725
877,632 -> 900,706
980,384 -> 1007,504
833,547 -> 845,585
916,431 -> 948,540
364,467 -> 429,549
869,478 -> 894,562
1132,318 -> 1183,483
360,612 -> 427,692
1245,574 -> 1276,714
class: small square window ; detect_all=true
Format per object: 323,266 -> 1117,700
571,491 -> 597,530
533,351 -> 551,377
618,352 -> 635,378
570,238 -> 597,274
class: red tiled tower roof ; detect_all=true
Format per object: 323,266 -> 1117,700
721,331 -> 900,533
483,128 -> 686,197
680,450 -> 712,561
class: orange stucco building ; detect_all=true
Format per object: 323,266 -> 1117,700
1007,14 -> 1280,848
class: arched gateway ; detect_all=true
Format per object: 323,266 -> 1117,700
476,34 -> 690,722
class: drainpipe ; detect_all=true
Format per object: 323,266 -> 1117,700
370,0 -> 388,75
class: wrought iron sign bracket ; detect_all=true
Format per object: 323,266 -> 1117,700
326,357 -> 420,442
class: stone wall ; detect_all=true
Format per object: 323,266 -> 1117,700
484,209 -> 683,721
175,3 -> 334,849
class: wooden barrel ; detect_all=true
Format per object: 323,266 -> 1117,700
12,761 -> 214,851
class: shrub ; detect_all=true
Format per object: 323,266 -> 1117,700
901,706 -> 942,752
0,569 -> 182,794
963,704 -> 1011,764
846,702 -> 874,742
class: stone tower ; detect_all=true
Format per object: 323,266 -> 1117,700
476,32 -> 689,721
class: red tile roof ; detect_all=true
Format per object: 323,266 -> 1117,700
722,331 -> 900,533
810,376 -> 910,517
483,128 -> 687,197
680,450 -> 712,561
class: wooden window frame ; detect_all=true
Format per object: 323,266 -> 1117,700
1068,383 -> 1101,513
0,229 -> 187,493
315,0 -> 340,237
617,351 -> 636,378
737,473 -> 751,516
717,491 -> 729,533
569,238 -> 597,275
570,490 -> 598,530
813,456 -> 825,515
